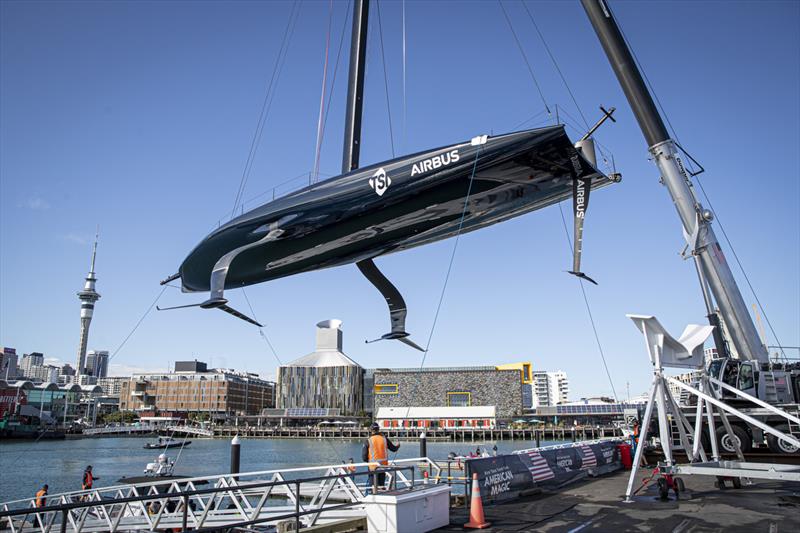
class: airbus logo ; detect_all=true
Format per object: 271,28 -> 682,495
369,167 -> 391,196
411,149 -> 460,177
575,179 -> 586,219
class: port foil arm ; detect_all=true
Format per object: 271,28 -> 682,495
357,258 -> 424,352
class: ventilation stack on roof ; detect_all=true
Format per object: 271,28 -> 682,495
277,320 -> 363,415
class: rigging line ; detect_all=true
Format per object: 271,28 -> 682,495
231,0 -> 301,218
241,288 -> 283,366
693,176 -> 788,361
402,0 -> 407,152
557,202 -> 619,402
241,288 -> 346,464
376,0 -> 396,158
109,285 -> 168,363
312,0 -> 335,182
389,147 -> 482,463
421,148 -> 482,360
319,0 -> 352,163
498,0 -> 551,115
557,105 -> 615,173
614,20 -> 696,174
521,0 -> 589,129
615,19 -> 785,357
509,108 -> 549,131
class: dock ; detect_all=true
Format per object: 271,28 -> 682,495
76,424 -> 622,442
439,469 -> 800,532
209,426 -> 623,442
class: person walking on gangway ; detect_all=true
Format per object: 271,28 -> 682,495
362,423 -> 399,492
80,465 -> 100,500
35,485 -> 48,507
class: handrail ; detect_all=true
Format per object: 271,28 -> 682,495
0,456 -> 438,508
0,467 -> 413,518
2,466 -> 424,532
512,437 -> 624,455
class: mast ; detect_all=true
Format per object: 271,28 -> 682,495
581,0 -> 769,363
342,0 -> 370,173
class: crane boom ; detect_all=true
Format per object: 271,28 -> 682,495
581,0 -> 769,363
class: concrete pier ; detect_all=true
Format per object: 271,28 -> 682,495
437,469 -> 800,531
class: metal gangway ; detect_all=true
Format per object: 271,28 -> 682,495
165,425 -> 214,438
0,457 -> 442,532
81,426 -> 160,437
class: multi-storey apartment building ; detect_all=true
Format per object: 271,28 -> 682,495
119,361 -> 275,416
531,370 -> 570,407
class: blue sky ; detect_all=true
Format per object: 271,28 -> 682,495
1,1 -> 798,400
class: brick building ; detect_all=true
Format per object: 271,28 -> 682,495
119,361 -> 275,416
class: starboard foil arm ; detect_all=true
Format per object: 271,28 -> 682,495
357,258 -> 424,352
567,107 -> 620,286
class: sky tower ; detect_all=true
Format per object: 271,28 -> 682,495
76,232 -> 101,376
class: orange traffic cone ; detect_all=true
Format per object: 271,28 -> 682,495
464,473 -> 490,529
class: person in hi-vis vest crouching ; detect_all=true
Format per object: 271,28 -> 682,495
361,423 -> 400,491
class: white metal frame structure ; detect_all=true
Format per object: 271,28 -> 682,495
0,457 -> 441,532
624,315 -> 800,502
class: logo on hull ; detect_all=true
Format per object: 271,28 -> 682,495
411,149 -> 460,177
369,167 -> 391,196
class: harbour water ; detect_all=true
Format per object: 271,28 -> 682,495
0,436 -> 564,504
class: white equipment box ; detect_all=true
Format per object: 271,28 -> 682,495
363,484 -> 451,533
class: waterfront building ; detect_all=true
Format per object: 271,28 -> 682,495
75,234 -> 101,376
0,381 -> 27,418
118,361 -> 275,417
85,350 -> 109,378
668,370 -> 704,403
97,376 -> 127,396
19,352 -> 44,376
26,364 -> 60,384
365,362 -> 532,416
277,320 -> 363,416
531,370 -> 569,407
375,406 -> 498,429
530,399 -> 643,425
77,374 -> 97,386
1,347 -> 18,379
372,365 -> 525,419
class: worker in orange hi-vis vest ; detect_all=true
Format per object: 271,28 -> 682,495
35,485 -> 48,508
361,423 -> 400,491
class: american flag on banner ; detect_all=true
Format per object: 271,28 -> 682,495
578,444 -> 597,468
526,450 -> 555,482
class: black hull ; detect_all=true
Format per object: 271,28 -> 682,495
179,126 -> 611,293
